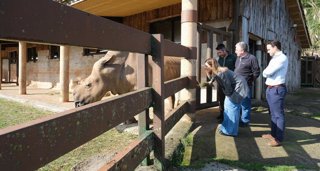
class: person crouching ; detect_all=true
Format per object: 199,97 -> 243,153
203,58 -> 249,136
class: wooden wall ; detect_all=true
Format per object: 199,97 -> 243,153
241,0 -> 302,92
123,0 -> 233,32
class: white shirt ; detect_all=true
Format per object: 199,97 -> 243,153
263,51 -> 288,86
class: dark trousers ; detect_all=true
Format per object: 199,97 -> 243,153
266,86 -> 287,142
217,84 -> 225,118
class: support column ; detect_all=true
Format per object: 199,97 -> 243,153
255,40 -> 262,100
60,45 -> 70,102
18,41 -> 27,95
181,0 -> 198,109
241,16 -> 249,44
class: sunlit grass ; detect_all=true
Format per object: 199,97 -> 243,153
0,98 -> 53,129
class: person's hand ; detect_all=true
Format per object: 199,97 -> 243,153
199,82 -> 214,88
199,82 -> 209,87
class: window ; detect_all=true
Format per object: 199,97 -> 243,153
9,51 -> 18,64
83,48 -> 108,56
27,47 -> 38,62
150,17 -> 181,43
50,46 -> 60,59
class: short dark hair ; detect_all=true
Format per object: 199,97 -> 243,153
216,44 -> 226,50
267,40 -> 281,50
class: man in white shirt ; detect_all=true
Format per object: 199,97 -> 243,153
262,40 -> 288,147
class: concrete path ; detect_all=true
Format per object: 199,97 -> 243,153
182,88 -> 320,170
0,83 -> 74,112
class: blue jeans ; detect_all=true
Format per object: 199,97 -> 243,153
220,97 -> 241,136
266,86 -> 286,142
240,89 -> 251,124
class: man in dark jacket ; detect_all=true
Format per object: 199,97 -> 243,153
234,42 -> 260,127
216,44 -> 237,123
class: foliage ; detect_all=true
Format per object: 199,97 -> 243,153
301,0 -> 320,54
52,0 -> 73,5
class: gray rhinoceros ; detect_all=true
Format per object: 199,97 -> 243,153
73,51 -> 180,122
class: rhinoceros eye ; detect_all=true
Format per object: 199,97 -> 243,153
85,83 -> 92,89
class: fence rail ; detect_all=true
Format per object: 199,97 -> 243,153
0,0 -> 151,54
100,131 -> 154,171
0,88 -> 152,170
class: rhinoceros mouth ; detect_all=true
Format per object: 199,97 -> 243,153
75,101 -> 87,108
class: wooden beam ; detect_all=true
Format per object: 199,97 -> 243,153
18,41 -> 26,95
0,88 -> 152,170
0,0 -> 151,54
164,101 -> 190,135
99,131 -> 154,171
60,45 -> 70,102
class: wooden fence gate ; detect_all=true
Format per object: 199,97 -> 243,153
196,23 -> 233,110
0,0 -> 196,170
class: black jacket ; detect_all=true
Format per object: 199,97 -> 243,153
212,69 -> 249,104
234,53 -> 260,87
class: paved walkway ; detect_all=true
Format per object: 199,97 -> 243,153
0,83 -> 74,112
185,107 -> 320,170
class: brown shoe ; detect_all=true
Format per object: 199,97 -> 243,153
262,134 -> 274,140
268,139 -> 281,147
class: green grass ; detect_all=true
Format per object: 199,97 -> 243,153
38,129 -> 137,170
0,98 -> 53,129
0,98 -> 138,170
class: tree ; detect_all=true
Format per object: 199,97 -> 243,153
301,0 -> 320,54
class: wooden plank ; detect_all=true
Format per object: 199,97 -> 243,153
164,76 -> 189,99
0,87 -> 152,170
164,101 -> 190,135
198,23 -> 233,37
0,0 -> 151,54
163,39 -> 190,58
150,34 -> 165,170
99,131 -> 154,171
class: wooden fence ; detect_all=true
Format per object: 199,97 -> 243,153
0,0 -> 195,170
301,56 -> 320,87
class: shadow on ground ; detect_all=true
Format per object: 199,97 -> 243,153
180,88 -> 320,170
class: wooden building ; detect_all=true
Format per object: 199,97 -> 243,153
0,0 -> 311,101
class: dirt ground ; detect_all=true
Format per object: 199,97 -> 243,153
0,84 -> 319,170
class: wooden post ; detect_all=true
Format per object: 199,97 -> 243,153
206,32 -> 213,103
18,41 -> 27,95
151,34 -> 165,170
255,40 -> 262,100
181,0 -> 197,108
60,45 -> 70,102
138,53 -> 150,165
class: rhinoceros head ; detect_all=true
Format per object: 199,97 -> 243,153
73,51 -> 129,107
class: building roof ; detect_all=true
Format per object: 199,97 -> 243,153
286,0 -> 311,48
71,0 -> 181,17
71,0 -> 311,48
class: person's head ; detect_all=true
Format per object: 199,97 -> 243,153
235,42 -> 248,57
204,58 -> 220,76
216,44 -> 228,58
266,40 -> 281,56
